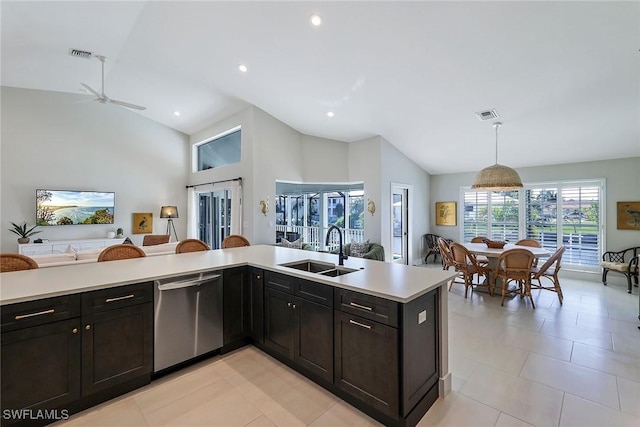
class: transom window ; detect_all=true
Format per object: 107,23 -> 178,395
195,128 -> 241,171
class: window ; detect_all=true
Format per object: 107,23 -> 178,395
525,181 -> 602,268
463,190 -> 519,242
195,128 -> 241,171
463,179 -> 603,270
274,182 -> 364,250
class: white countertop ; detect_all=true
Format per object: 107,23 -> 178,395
0,245 -> 457,305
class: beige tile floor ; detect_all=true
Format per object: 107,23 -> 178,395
55,271 -> 640,427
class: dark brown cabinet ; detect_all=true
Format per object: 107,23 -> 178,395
81,303 -> 153,395
1,283 -> 153,425
334,310 -> 399,416
249,268 -> 264,343
223,267 -> 250,349
1,318 -> 81,421
263,273 -> 333,382
334,287 -> 439,423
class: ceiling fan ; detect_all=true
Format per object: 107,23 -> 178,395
81,55 -> 146,110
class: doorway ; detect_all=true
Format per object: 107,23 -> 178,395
197,190 -> 231,249
391,185 -> 409,264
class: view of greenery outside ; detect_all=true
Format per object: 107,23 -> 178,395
275,191 -> 364,230
465,182 -> 602,267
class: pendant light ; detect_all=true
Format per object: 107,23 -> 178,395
471,122 -> 523,190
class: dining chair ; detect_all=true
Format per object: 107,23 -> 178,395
494,248 -> 535,308
221,235 -> 251,249
530,246 -> 566,305
142,234 -> 171,246
176,239 -> 210,253
449,242 -> 491,298
515,238 -> 542,266
97,244 -> 146,262
515,238 -> 541,248
468,236 -> 490,266
1,253 -> 39,272
437,238 -> 454,271
424,233 -> 441,263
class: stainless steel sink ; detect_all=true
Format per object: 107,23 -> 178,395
279,260 -> 336,273
318,268 -> 358,277
279,260 -> 359,277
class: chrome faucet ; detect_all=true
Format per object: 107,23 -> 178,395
326,225 -> 348,266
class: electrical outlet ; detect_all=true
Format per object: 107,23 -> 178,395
418,310 -> 426,324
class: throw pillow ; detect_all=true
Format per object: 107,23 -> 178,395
350,240 -> 370,258
123,237 -> 133,244
279,237 -> 304,249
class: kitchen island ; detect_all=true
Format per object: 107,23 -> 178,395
1,245 -> 456,427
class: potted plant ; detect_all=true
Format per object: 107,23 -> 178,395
9,222 -> 41,244
116,227 -> 124,238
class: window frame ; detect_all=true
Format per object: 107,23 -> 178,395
192,126 -> 241,173
461,178 -> 605,272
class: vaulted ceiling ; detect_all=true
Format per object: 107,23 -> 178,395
2,1 -> 638,174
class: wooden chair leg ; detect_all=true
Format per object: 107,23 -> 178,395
525,279 -> 535,309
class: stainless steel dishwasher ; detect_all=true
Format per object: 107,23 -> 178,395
154,271 -> 223,373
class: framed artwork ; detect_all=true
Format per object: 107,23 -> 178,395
133,213 -> 153,234
617,201 -> 640,230
436,202 -> 456,226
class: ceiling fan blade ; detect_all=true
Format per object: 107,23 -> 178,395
80,83 -> 101,98
109,98 -> 146,110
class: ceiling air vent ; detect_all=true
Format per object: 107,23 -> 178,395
68,48 -> 93,59
475,109 -> 499,121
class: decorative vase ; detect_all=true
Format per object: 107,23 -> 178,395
17,237 -> 30,244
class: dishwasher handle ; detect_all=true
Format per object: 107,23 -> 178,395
157,274 -> 221,291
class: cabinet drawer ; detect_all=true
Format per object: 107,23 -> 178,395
296,279 -> 333,307
82,282 -> 153,315
265,271 -> 295,294
1,294 -> 81,333
335,289 -> 398,327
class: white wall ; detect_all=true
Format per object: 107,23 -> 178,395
252,108 -> 303,244
1,87 -> 189,252
380,138 -> 431,265
301,135 -> 349,182
348,137 -> 382,245
189,107 -> 255,240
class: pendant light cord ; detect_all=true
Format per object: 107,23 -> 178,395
494,122 -> 502,165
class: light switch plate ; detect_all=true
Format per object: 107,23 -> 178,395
418,310 -> 426,324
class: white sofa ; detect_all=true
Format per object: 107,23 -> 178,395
30,242 -> 180,268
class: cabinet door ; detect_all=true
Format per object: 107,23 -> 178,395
250,268 -> 264,343
82,303 -> 152,396
223,267 -> 249,345
334,311 -> 399,417
264,288 -> 295,360
1,319 -> 81,413
295,298 -> 333,382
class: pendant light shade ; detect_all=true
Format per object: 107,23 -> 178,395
471,122 -> 523,190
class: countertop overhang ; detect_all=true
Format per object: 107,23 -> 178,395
0,245 -> 457,305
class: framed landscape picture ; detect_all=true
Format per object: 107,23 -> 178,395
133,213 -> 153,234
617,201 -> 640,230
436,202 -> 456,226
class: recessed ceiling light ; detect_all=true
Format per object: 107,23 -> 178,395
173,111 -> 181,116
310,14 -> 322,26
238,64 -> 248,73
326,111 -> 335,118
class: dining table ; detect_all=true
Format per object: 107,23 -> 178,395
461,242 -> 550,295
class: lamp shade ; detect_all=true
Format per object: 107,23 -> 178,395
471,164 -> 523,190
160,206 -> 179,219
